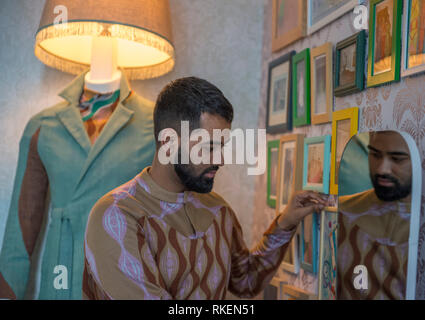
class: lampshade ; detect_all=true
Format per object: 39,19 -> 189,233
35,0 -> 175,80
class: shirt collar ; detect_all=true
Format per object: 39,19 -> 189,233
137,166 -> 192,204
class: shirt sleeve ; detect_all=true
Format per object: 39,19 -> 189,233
228,207 -> 295,298
0,118 -> 49,299
83,198 -> 173,300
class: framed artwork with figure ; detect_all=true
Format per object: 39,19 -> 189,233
334,30 -> 366,96
272,0 -> 306,52
266,51 -> 295,133
401,0 -> 425,77
311,42 -> 333,124
276,134 -> 304,211
292,49 -> 311,127
300,211 -> 318,274
367,0 -> 402,87
318,206 -> 338,300
330,107 -> 359,195
302,135 -> 331,194
267,140 -> 280,208
307,0 -> 361,35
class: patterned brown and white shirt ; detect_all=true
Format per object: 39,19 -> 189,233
337,189 -> 411,300
83,167 -> 294,300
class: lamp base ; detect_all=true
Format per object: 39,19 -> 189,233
84,70 -> 122,94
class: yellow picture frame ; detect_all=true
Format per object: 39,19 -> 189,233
310,42 -> 333,124
329,107 -> 359,195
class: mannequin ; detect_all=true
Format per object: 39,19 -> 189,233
0,34 -> 156,300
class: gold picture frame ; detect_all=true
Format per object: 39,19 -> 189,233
329,107 -> 359,195
276,134 -> 305,213
310,42 -> 333,124
272,0 -> 306,52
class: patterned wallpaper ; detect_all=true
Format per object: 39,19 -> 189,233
253,0 -> 425,299
0,0 -> 264,264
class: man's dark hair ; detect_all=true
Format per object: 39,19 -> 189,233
153,77 -> 234,146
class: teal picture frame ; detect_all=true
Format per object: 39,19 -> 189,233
318,207 -> 338,300
302,135 -> 331,194
334,30 -> 366,97
267,139 -> 280,208
367,0 -> 402,87
300,212 -> 318,274
292,49 -> 311,127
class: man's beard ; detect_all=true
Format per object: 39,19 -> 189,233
173,148 -> 219,193
370,173 -> 411,202
174,163 -> 219,193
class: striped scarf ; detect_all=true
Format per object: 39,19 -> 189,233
79,89 -> 120,121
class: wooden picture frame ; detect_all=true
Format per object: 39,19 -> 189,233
302,135 -> 331,194
401,0 -> 425,77
307,0 -> 361,35
367,0 -> 402,87
266,51 -> 295,133
318,206 -> 338,300
272,0 -> 306,52
300,211 -> 319,274
292,49 -> 311,127
281,284 -> 317,300
267,139 -> 280,208
329,107 -> 359,195
334,30 -> 366,97
276,134 -> 305,211
311,42 -> 333,124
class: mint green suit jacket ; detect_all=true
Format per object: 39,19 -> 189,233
0,71 -> 155,299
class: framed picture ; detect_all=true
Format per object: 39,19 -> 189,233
281,284 -> 317,300
367,0 -> 402,87
311,42 -> 333,124
401,0 -> 425,77
267,140 -> 280,208
281,227 -> 301,274
272,0 -> 306,52
302,135 -> 331,194
276,134 -> 304,211
334,30 -> 366,97
266,51 -> 295,133
318,207 -> 338,300
300,212 -> 318,274
330,107 -> 359,195
307,0 -> 361,35
292,49 -> 311,127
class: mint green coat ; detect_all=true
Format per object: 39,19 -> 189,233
0,71 -> 155,299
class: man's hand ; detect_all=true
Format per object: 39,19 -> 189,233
277,191 -> 329,231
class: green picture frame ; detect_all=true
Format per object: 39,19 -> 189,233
334,30 -> 366,97
292,49 -> 311,127
267,139 -> 280,208
367,0 -> 402,87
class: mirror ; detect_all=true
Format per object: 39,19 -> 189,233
336,130 -> 422,300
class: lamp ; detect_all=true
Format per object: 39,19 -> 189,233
35,0 -> 175,82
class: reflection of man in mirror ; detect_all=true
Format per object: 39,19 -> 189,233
337,131 -> 412,300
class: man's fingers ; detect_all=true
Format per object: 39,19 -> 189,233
296,191 -> 328,206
